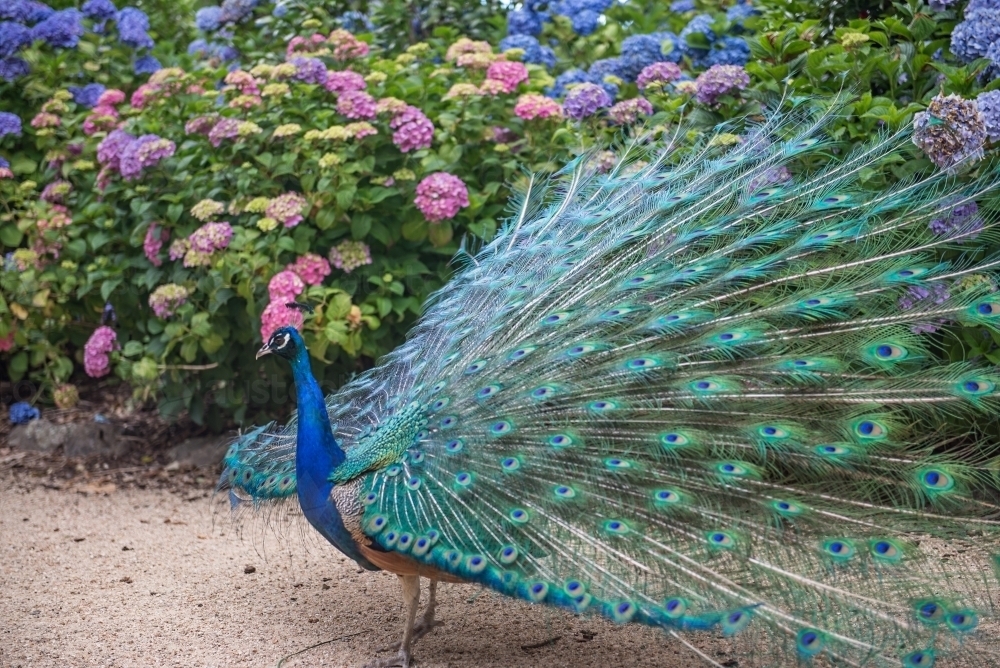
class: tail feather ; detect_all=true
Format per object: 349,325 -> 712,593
224,103 -> 1000,665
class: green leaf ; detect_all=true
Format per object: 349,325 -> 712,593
123,341 -> 144,358
201,333 -> 224,354
180,339 -> 199,363
167,203 -> 184,223
10,352 -> 27,380
0,224 -> 23,247
351,214 -> 372,239
101,278 -> 122,301
401,218 -> 427,242
11,157 -> 36,175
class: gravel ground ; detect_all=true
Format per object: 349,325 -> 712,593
1,483 -> 739,668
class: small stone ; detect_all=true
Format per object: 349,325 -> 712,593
244,565 -> 256,574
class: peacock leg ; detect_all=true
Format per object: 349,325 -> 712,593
379,578 -> 442,652
365,574 -> 420,668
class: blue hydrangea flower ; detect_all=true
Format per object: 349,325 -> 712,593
1,0 -> 54,25
547,68 -> 590,97
31,8 -> 83,48
339,10 -> 373,33
499,34 -> 556,68
977,90 -> 1000,142
950,7 -> 1000,62
134,54 -> 160,74
0,157 -> 9,168
218,45 -> 239,62
195,6 -> 222,32
967,0 -> 1000,10
726,1 -> 758,23
679,14 -> 716,56
68,83 -> 106,107
272,3 -> 288,18
670,0 -> 695,11
620,33 -> 681,80
507,8 -> 543,36
220,0 -> 257,24
703,36 -> 751,67
82,0 -> 117,21
0,22 -> 32,58
0,56 -> 29,80
928,0 -> 957,9
0,112 -> 22,137
10,402 -> 40,425
570,9 -> 599,35
116,7 -> 153,49
563,81 -> 612,119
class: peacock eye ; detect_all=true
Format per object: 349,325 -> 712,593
271,332 -> 290,350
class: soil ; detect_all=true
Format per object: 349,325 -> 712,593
0,465 -> 731,668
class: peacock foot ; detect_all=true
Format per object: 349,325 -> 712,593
378,614 -> 443,652
363,649 -> 413,668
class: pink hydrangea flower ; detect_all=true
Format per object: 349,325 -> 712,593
0,329 -> 14,352
346,122 -> 378,139
266,192 -> 307,228
84,326 -> 117,378
260,301 -> 304,341
608,97 -> 654,125
40,180 -> 71,203
514,93 -> 563,120
268,269 -> 305,302
324,70 -> 367,94
390,105 -> 434,153
328,240 -> 372,273
148,283 -> 189,318
31,113 -> 60,128
144,222 -> 169,266
208,118 -> 241,147
478,79 -> 507,96
130,83 -> 161,109
328,29 -> 369,60
286,33 -> 327,58
97,89 -> 126,107
485,60 -> 529,93
637,62 -> 683,90
376,97 -> 408,115
288,253 -> 332,286
185,115 -> 218,136
414,172 -> 469,223
188,221 -> 233,253
83,106 -> 119,135
224,70 -> 260,96
168,238 -> 189,261
337,90 -> 377,120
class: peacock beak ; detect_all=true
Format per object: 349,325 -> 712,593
255,344 -> 272,360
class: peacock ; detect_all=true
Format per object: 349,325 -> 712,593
219,102 -> 1000,668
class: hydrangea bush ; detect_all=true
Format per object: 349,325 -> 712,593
4,0 -> 1000,429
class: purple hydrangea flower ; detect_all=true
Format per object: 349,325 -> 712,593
563,82 -> 612,120
695,64 -> 750,105
929,199 -> 983,239
82,0 -> 117,21
637,62 -> 683,90
116,7 -> 154,49
97,129 -> 135,170
977,90 -> 1000,142
291,56 -> 327,85
0,22 -> 31,59
390,105 -> 434,152
913,94 -> 987,172
68,83 -> 106,108
0,111 -> 22,137
118,134 -> 175,180
31,8 -> 84,48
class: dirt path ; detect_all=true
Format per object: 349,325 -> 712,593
1,483 -> 736,668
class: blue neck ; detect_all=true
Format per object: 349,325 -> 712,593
288,345 -> 345,514
284,334 -> 378,570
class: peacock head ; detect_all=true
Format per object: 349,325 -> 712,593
256,326 -> 303,361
